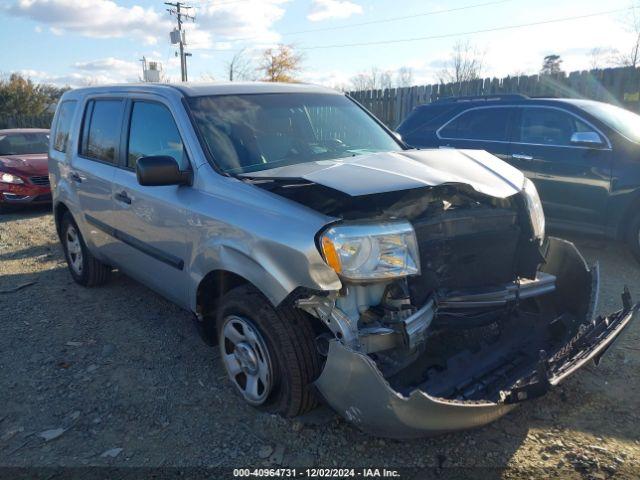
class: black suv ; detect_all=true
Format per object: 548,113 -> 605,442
397,94 -> 640,260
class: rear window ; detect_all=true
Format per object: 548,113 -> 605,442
80,99 -> 124,164
53,100 -> 77,153
439,107 -> 511,142
0,132 -> 49,155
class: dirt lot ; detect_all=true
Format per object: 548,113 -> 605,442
1,206 -> 639,478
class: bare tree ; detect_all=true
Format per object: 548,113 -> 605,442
437,40 -> 484,95
226,49 -> 256,82
615,1 -> 640,67
588,47 -> 617,70
258,44 -> 304,82
349,67 -> 393,91
396,67 -> 414,88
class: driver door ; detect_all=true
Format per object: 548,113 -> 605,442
110,99 -> 193,307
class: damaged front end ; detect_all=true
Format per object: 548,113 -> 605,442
310,238 -> 637,438
245,153 -> 637,438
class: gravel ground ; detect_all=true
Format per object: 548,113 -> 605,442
1,205 -> 639,478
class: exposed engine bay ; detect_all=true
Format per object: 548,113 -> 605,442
244,165 -> 637,438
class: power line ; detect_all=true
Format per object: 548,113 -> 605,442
190,0 -> 253,7
198,6 -> 630,53
236,0 -> 515,41
287,7 -> 634,52
192,0 -> 515,47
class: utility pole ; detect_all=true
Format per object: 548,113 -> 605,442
165,2 -> 194,82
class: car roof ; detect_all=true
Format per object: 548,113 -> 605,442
62,82 -> 341,100
416,96 -> 607,109
0,128 -> 50,134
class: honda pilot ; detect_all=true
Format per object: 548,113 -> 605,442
49,83 -> 637,438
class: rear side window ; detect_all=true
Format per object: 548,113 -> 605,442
80,99 -> 123,164
53,100 -> 77,153
127,102 -> 187,169
397,105 -> 456,137
439,107 -> 511,142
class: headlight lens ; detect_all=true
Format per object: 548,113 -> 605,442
523,178 -> 545,243
0,172 -> 24,184
320,221 -> 420,281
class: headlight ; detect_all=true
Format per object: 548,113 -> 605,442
320,221 -> 420,281
0,172 -> 24,184
522,178 -> 545,243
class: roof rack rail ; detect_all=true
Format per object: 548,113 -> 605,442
434,94 -> 529,103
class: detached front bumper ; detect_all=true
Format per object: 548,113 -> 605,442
314,238 -> 638,438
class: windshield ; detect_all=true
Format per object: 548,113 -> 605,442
577,101 -> 640,143
187,93 -> 402,174
0,132 -> 49,155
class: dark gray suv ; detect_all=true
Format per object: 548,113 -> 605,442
49,83 -> 637,438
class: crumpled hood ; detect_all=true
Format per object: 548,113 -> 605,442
240,149 -> 525,199
0,154 -> 49,176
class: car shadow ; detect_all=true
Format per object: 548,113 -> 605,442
0,203 -> 52,223
0,242 -> 61,262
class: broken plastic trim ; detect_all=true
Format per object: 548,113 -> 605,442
314,238 -> 638,438
437,272 -> 556,309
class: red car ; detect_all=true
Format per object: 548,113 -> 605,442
0,128 -> 51,207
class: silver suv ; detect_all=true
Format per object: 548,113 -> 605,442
49,83 -> 637,438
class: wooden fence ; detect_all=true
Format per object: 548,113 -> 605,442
0,113 -> 54,130
348,66 -> 640,128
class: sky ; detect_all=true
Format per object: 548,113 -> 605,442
0,0 -> 637,88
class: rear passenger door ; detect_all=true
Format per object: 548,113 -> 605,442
109,99 -> 192,306
71,98 -> 124,255
512,106 -> 612,228
436,106 -> 525,174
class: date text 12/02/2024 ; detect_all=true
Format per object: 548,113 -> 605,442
232,468 -> 401,477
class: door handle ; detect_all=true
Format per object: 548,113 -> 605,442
512,153 -> 534,161
114,191 -> 132,205
69,171 -> 82,183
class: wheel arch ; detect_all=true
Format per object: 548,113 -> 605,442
615,190 -> 640,240
54,201 -> 71,238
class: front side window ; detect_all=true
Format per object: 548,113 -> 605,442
187,93 -> 402,174
53,100 -> 77,153
517,108 -> 599,146
127,102 -> 187,169
0,131 -> 49,156
80,99 -> 123,164
576,100 -> 640,143
439,108 -> 511,141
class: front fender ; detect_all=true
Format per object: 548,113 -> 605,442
188,238 -> 341,310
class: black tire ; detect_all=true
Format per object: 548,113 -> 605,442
627,213 -> 640,263
216,284 -> 322,417
60,212 -> 111,286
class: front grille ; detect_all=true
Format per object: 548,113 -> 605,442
409,207 -> 521,305
30,175 -> 50,186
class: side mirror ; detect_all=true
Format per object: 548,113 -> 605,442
570,131 -> 603,147
136,156 -> 192,187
